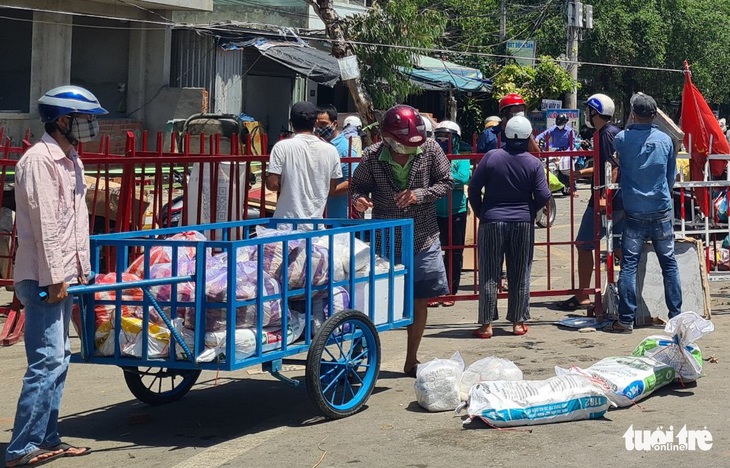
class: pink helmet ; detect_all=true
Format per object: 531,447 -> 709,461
381,105 -> 426,147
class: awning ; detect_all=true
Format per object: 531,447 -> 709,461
221,38 -> 341,87
401,55 -> 492,92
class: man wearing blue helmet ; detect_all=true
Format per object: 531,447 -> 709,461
5,86 -> 106,467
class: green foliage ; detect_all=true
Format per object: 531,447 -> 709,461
456,94 -> 484,140
492,56 -> 578,110
344,1 -> 447,109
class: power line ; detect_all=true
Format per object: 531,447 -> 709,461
0,5 -> 685,74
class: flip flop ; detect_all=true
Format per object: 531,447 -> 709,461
472,329 -> 493,339
42,443 -> 92,458
5,448 -> 63,467
555,296 -> 593,311
512,324 -> 529,336
442,301 -> 455,307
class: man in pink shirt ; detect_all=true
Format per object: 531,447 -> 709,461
5,86 -> 106,467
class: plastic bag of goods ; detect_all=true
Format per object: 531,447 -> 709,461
126,231 -> 207,277
314,233 -> 371,277
632,311 -> 714,382
179,311 -> 306,363
458,357 -> 523,402
95,316 -> 170,358
185,259 -> 282,331
94,272 -> 148,327
555,356 -> 675,407
459,375 -> 614,427
415,352 -> 465,412
285,243 -> 329,291
291,286 -> 350,336
256,226 -> 305,278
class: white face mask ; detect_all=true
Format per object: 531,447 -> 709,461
557,124 -> 566,130
512,111 -> 525,118
384,137 -> 419,155
69,115 -> 100,143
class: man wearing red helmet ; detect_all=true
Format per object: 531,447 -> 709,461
350,105 -> 453,377
495,93 -> 541,153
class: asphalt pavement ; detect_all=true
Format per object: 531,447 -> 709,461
1,189 -> 729,468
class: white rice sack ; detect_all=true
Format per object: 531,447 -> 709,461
458,357 -> 523,402
95,316 -> 170,359
415,352 -> 465,412
460,375 -> 613,427
290,287 -> 350,337
126,230 -> 207,277
180,311 -> 306,363
632,311 -> 714,382
555,356 -> 675,407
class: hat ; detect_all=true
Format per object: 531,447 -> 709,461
630,93 -> 658,118
484,115 -> 501,128
290,101 -> 317,121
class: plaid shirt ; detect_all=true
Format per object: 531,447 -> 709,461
350,139 -> 453,255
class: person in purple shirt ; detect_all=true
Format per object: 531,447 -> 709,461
468,116 -> 551,338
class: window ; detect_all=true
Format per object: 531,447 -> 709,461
0,9 -> 32,113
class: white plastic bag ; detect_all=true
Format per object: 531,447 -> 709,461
460,375 -> 613,427
555,356 -> 675,407
458,357 -> 523,402
414,352 -> 465,412
632,311 -> 714,382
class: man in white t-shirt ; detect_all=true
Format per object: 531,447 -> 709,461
266,101 -> 342,227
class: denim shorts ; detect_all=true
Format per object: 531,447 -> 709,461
576,205 -> 624,251
412,240 -> 450,299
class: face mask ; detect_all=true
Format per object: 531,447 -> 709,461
64,115 -> 99,144
384,137 -> 419,155
511,111 -> 525,118
557,124 -> 566,130
585,111 -> 595,129
314,123 -> 335,141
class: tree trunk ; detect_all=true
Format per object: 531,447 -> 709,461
306,0 -> 379,143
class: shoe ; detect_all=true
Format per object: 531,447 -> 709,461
427,301 -> 441,307
604,321 -> 633,334
472,328 -> 493,339
512,323 -> 529,336
442,301 -> 455,307
555,296 -> 593,311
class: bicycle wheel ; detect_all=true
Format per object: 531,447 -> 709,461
122,366 -> 200,405
305,310 -> 381,419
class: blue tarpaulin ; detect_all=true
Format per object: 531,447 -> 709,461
401,56 -> 492,92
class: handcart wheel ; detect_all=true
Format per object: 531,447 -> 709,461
536,197 -> 557,228
305,309 -> 381,419
122,367 -> 201,405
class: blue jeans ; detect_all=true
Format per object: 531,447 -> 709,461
618,211 -> 682,328
5,280 -> 74,463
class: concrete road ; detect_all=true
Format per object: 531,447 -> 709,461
1,189 -> 728,468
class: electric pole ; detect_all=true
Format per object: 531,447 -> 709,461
565,1 -> 593,108
500,0 -> 506,41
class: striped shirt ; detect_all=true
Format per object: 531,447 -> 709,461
350,139 -> 453,255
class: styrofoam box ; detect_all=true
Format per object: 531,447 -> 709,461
352,274 -> 405,325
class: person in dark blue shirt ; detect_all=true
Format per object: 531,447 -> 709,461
555,93 -> 624,316
476,115 -> 501,153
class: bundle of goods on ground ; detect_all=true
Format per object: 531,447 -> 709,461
414,312 -> 713,427
91,228 -> 397,362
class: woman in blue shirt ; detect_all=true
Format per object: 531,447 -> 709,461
433,121 -> 471,307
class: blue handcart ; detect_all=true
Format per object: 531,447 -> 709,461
65,218 -> 413,419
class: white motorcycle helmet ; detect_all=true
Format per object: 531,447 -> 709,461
434,120 -> 461,137
585,93 -> 615,118
422,115 -> 434,138
504,115 -> 532,140
343,115 -> 362,129
38,85 -> 108,123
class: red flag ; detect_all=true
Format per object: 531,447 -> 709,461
681,61 -> 730,215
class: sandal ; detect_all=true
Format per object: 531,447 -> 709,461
427,301 -> 441,307
512,323 -> 529,336
604,321 -> 633,334
472,328 -> 493,339
555,296 -> 593,311
442,301 -> 455,307
42,443 -> 92,458
5,449 -> 64,467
